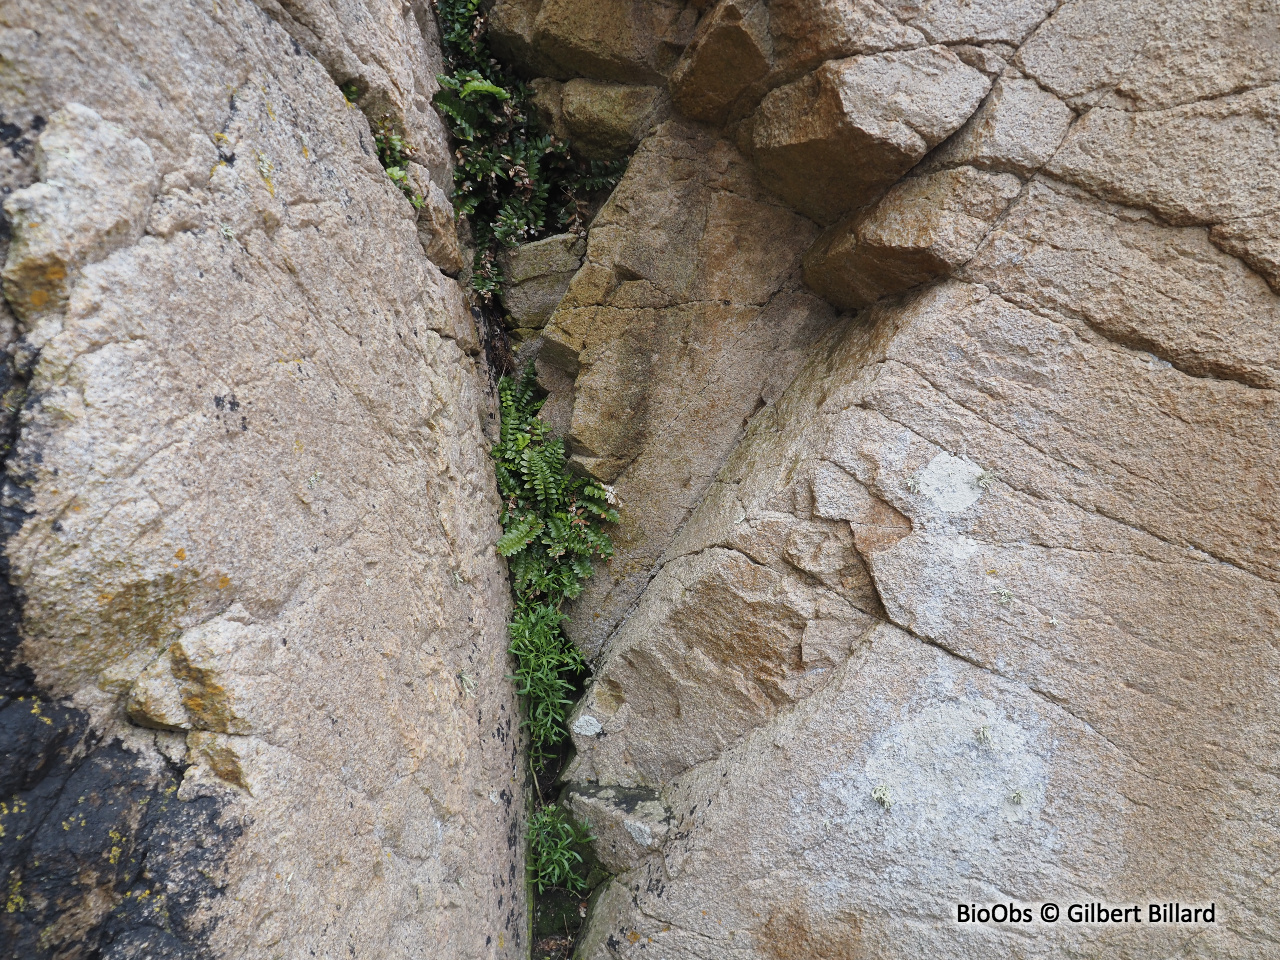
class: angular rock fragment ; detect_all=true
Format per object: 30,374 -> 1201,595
562,783 -> 672,873
538,123 -> 827,655
491,0 -> 696,82
499,232 -> 587,331
410,167 -> 465,275
803,166 -> 1021,309
766,0 -> 924,77
924,76 -> 1074,176
561,80 -> 665,158
669,0 -> 773,124
750,47 -> 991,223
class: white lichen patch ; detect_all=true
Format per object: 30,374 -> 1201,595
915,452 -> 988,513
571,714 -> 603,737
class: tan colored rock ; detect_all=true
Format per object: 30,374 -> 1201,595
1110,0 -> 1280,110
1015,0 -> 1166,108
410,165 -> 466,275
561,783 -> 671,873
879,0 -> 1059,44
1211,215 -> 1280,294
253,0 -> 454,184
126,649 -> 190,731
561,80 -> 665,159
492,0 -> 697,83
750,47 -> 991,223
965,179 -> 1280,389
1019,0 -> 1280,111
1,104 -> 157,360
1047,85 -> 1280,227
803,166 -> 1021,309
538,123 -> 829,655
489,0 -> 568,77
571,276 -> 1280,958
766,0 -> 925,77
0,3 -> 523,958
1047,85 -> 1280,284
948,41 -> 1016,75
498,232 -> 586,329
669,0 -> 773,124
923,76 -> 1075,176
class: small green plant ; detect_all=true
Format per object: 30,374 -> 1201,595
373,121 -> 425,209
528,805 -> 592,894
340,80 -> 360,103
432,0 -> 627,300
872,784 -> 893,811
493,367 -> 618,765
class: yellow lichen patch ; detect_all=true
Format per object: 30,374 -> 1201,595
171,642 -> 240,733
6,878 -> 24,913
215,574 -> 231,590
174,548 -> 186,561
189,733 -> 250,792
28,289 -> 49,309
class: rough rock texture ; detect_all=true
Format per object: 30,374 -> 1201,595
498,232 -> 586,334
490,0 -> 698,83
499,0 -> 1280,957
6,0 -> 1280,958
803,166 -> 1021,309
0,2 -> 521,959
538,122 -> 832,655
751,47 -> 991,223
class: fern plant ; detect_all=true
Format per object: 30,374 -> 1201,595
493,368 -> 617,765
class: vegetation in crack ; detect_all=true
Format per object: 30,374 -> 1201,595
493,368 -> 617,771
340,83 -> 425,209
431,0 -> 627,301
431,2 -> 627,949
527,804 -> 593,895
492,367 -> 617,952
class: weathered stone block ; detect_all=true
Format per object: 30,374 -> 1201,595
492,0 -> 696,82
803,166 -> 1021,309
751,47 -> 990,223
766,0 -> 924,77
669,0 -> 773,124
924,76 -> 1075,176
561,80 -> 665,159
498,232 -> 587,329
562,783 -> 671,873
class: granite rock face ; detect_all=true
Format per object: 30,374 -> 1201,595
503,0 -> 1280,957
5,0 -> 1280,958
0,3 -> 520,959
